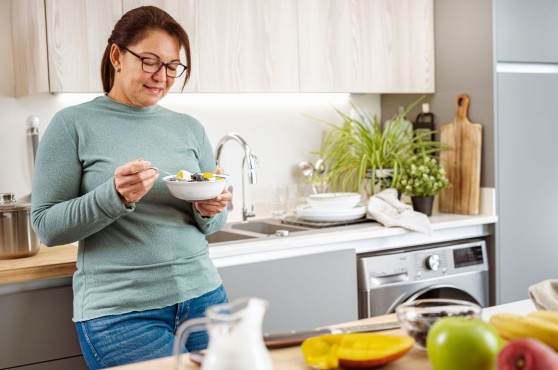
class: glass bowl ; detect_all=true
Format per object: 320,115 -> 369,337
163,174 -> 230,201
395,298 -> 482,350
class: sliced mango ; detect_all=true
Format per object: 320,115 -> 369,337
176,170 -> 192,179
301,333 -> 414,370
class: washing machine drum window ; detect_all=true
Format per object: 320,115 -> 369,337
396,287 -> 481,312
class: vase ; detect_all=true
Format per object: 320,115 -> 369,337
411,196 -> 434,216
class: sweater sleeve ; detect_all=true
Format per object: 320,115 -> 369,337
31,113 -> 133,247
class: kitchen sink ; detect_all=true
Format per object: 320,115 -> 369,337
231,221 -> 308,235
206,230 -> 257,244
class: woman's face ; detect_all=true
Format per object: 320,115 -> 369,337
109,30 -> 181,108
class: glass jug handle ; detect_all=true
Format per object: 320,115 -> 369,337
173,317 -> 208,370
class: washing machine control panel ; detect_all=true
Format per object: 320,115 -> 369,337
357,240 -> 488,288
425,254 -> 441,271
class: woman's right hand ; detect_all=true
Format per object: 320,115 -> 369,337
114,159 -> 159,204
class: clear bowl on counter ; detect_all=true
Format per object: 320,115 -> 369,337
395,298 -> 482,350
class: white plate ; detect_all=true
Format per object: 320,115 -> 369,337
294,204 -> 367,222
306,192 -> 362,209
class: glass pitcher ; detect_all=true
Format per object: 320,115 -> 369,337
173,297 -> 273,370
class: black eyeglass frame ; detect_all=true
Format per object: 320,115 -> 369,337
120,46 -> 187,78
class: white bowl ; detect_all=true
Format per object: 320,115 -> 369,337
163,174 -> 230,201
306,192 -> 362,209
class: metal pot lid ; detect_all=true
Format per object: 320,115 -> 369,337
0,193 -> 31,211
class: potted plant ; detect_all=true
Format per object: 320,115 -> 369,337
311,100 -> 443,197
397,150 -> 450,216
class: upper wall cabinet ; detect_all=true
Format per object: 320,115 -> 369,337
10,0 -> 121,96
495,0 -> 558,63
123,0 -> 300,92
298,0 -> 435,93
10,0 -> 49,97
45,0 -> 122,92
11,0 -> 434,95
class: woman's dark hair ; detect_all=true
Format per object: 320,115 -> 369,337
101,6 -> 191,93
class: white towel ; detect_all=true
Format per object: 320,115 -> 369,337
528,280 -> 558,311
367,188 -> 432,235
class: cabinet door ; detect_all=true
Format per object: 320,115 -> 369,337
124,0 -> 299,92
46,0 -> 122,92
298,0 -> 435,93
496,72 -> 558,303
496,0 -> 558,63
217,248 -> 358,333
10,0 -> 49,97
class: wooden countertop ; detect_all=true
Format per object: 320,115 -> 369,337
107,301 -> 537,370
0,244 -> 77,284
108,315 -> 433,370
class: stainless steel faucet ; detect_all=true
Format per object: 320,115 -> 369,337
215,133 -> 258,221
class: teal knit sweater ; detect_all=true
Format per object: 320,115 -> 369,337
31,96 -> 225,322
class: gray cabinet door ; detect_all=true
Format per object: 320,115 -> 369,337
0,280 -> 86,370
218,248 -> 358,333
496,72 -> 558,303
496,0 -> 558,63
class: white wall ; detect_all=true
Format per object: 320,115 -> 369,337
0,0 -> 380,222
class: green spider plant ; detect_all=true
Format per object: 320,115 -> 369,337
311,100 -> 444,195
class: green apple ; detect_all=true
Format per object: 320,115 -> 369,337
427,316 -> 502,370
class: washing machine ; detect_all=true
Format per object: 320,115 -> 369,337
357,239 -> 489,319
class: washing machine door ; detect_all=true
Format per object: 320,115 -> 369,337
387,284 -> 482,314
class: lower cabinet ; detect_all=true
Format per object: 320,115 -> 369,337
0,278 -> 87,370
217,248 -> 358,333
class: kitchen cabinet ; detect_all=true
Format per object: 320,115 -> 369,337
297,0 -> 435,93
11,0 -> 434,95
494,0 -> 558,304
123,0 -> 299,93
217,248 -> 358,333
0,278 -> 87,370
496,0 -> 558,63
495,72 -> 558,303
9,0 -> 121,96
45,0 -> 122,92
10,0 -> 49,97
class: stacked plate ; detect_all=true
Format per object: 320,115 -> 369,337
294,192 -> 366,222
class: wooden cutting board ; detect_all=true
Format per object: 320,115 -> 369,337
438,94 -> 482,215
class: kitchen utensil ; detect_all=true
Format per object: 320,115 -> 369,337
307,192 -> 361,209
439,94 -> 482,215
414,103 -> 435,142
163,174 -> 230,201
298,161 -> 318,194
294,204 -> 367,222
263,320 -> 400,349
27,115 -> 40,162
0,193 -> 40,259
173,297 -> 272,370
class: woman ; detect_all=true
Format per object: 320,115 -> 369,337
31,6 -> 231,369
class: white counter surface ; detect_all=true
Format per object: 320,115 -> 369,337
209,211 -> 497,267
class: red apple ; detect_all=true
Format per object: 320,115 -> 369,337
497,338 -> 558,370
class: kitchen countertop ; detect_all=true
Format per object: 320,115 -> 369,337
106,300 -> 536,370
0,244 -> 77,284
0,212 -> 496,285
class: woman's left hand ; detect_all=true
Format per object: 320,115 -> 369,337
193,167 -> 232,217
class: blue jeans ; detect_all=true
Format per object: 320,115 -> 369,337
75,285 -> 228,369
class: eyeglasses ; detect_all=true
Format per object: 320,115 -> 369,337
120,46 -> 187,78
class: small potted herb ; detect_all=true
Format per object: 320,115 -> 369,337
398,154 -> 450,216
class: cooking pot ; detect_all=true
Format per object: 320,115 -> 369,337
0,193 -> 40,259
